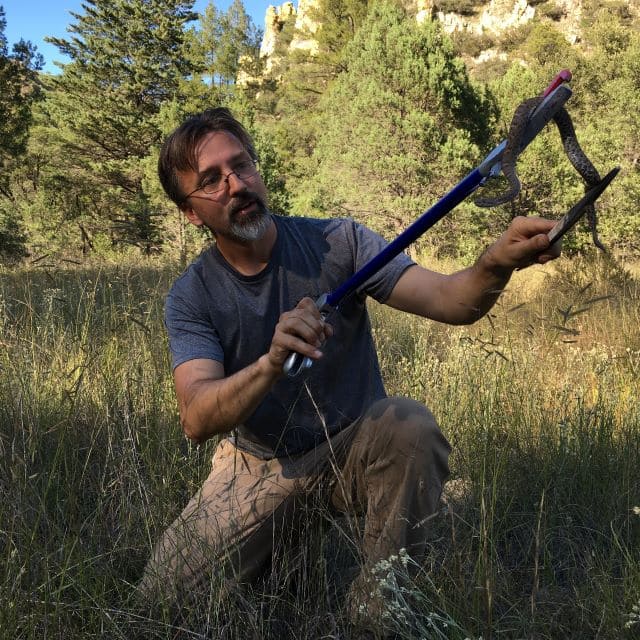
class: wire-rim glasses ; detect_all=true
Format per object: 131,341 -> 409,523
182,159 -> 259,202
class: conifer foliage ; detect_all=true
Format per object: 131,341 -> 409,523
44,0 -> 197,253
304,2 -> 493,239
0,6 -> 42,262
1,0 -> 639,261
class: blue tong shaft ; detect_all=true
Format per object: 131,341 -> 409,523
283,82 -> 573,377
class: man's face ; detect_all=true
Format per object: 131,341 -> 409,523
179,131 -> 271,243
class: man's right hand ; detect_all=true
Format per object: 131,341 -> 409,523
174,298 -> 333,443
265,297 -> 333,374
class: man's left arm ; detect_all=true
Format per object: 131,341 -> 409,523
386,216 -> 561,325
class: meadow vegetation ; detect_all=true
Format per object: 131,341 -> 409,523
1,254 -> 638,639
2,1 -> 639,637
3,1 -> 640,263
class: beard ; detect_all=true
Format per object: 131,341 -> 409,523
223,191 -> 272,242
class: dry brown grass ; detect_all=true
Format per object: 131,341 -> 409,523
1,255 -> 638,638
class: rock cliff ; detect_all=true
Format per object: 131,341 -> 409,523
258,0 -> 609,72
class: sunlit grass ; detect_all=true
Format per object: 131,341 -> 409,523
0,255 -> 638,638
374,253 -> 640,638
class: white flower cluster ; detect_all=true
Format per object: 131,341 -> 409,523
625,601 -> 640,629
365,548 -> 464,638
360,548 -> 412,624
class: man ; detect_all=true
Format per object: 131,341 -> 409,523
139,107 -> 560,632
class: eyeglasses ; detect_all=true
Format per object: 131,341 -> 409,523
182,159 -> 259,202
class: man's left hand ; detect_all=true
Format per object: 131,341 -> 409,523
481,215 -> 562,275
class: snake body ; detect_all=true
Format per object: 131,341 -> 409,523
475,96 -> 605,250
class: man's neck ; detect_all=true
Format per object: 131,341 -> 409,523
215,218 -> 277,276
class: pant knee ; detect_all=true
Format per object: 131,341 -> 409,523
363,396 -> 451,476
365,396 -> 441,442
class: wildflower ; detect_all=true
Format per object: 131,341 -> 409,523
632,506 -> 640,516
625,600 -> 640,629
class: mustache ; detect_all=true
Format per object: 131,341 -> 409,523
228,191 -> 266,217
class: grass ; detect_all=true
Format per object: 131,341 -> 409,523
0,253 -> 639,639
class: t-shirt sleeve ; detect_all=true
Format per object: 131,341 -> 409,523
347,220 -> 415,303
164,278 -> 224,371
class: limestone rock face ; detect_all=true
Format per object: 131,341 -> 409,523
290,0 -> 321,55
260,2 -> 297,72
257,0 -> 633,73
260,0 -> 320,68
260,5 -> 279,60
416,0 -> 540,35
259,0 -> 540,71
554,0 -> 584,44
478,0 -> 535,34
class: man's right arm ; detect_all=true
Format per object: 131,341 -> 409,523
174,356 -> 281,443
174,297 -> 332,443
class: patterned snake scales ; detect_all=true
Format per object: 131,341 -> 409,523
475,96 -> 605,250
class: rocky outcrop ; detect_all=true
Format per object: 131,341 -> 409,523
260,0 -> 543,71
260,2 -> 297,72
257,0 -> 633,73
553,0 -> 584,44
415,0 -> 567,35
260,1 -> 320,66
478,0 -> 535,34
289,0 -> 320,55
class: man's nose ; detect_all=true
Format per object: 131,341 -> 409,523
226,171 -> 248,195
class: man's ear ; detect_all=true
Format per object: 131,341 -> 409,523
182,205 -> 204,227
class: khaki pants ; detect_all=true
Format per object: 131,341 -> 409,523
138,397 -> 451,611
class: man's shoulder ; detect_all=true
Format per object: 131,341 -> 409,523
277,214 -> 358,242
167,249 -> 213,300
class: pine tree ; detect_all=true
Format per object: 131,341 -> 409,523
312,0 -> 369,65
42,0 -> 197,253
300,2 -> 493,244
252,0 -> 372,217
216,0 -> 261,86
0,6 -> 43,198
0,5 -> 43,263
183,0 -> 262,104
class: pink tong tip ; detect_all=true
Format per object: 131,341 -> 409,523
543,69 -> 572,97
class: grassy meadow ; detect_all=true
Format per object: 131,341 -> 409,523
0,254 -> 639,639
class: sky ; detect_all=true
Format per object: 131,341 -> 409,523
2,0 -> 274,74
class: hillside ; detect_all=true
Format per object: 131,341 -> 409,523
257,0 -> 639,76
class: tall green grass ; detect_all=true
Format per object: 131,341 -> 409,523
1,255 -> 638,639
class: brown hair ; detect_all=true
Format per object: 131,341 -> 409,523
158,107 -> 258,208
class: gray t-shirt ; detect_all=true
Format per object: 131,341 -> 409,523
165,215 -> 414,459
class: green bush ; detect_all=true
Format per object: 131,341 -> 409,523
0,204 -> 28,265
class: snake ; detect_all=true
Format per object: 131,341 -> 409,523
475,96 -> 605,251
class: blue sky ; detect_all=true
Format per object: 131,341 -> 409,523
2,0 -> 273,74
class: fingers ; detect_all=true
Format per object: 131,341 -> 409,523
498,216 -> 563,270
511,215 -> 556,237
286,298 -> 331,345
536,238 -> 562,264
267,297 -> 332,369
